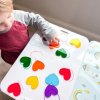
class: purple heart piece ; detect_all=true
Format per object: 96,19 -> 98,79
45,85 -> 58,97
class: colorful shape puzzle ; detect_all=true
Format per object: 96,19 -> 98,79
0,31 -> 89,100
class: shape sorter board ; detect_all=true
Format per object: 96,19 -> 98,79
0,29 -> 89,100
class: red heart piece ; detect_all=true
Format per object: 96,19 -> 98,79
7,83 -> 21,96
32,60 -> 45,71
59,68 -> 71,80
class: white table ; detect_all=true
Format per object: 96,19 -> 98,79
0,24 -> 89,100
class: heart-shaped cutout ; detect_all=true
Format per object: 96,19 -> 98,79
7,83 -> 21,96
20,56 -> 31,69
32,60 -> 45,71
55,48 -> 70,58
70,38 -> 81,48
45,74 -> 59,86
59,68 -> 71,80
26,76 -> 39,89
49,41 -> 60,49
45,85 -> 58,97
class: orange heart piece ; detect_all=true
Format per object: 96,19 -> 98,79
49,41 -> 60,49
32,60 -> 45,71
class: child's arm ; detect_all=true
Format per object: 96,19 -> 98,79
13,10 -> 59,44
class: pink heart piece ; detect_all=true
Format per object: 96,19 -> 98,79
59,68 -> 71,80
7,83 -> 21,96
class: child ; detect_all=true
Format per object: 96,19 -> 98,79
0,0 -> 59,65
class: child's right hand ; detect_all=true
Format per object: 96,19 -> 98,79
49,34 -> 60,44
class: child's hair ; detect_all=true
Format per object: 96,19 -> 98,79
0,0 -> 13,12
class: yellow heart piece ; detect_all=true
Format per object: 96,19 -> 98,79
70,39 -> 81,48
26,76 -> 39,89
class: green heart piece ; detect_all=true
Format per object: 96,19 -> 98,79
20,56 -> 31,68
55,48 -> 69,58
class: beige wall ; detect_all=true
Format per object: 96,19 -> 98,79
14,0 -> 100,41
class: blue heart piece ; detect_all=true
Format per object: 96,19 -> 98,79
45,74 -> 59,86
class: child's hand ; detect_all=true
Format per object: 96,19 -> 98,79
49,34 -> 60,44
48,34 -> 60,49
42,34 -> 60,46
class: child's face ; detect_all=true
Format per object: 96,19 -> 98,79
0,11 -> 14,32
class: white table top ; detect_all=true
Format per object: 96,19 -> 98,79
0,24 -> 89,100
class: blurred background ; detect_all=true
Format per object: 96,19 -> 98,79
14,0 -> 100,42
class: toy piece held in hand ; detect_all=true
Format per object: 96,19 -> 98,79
70,39 -> 81,48
49,41 -> 60,49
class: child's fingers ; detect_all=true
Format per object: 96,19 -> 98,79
55,37 -> 60,42
50,37 -> 59,44
53,37 -> 60,43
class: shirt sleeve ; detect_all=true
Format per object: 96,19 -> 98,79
13,10 -> 56,41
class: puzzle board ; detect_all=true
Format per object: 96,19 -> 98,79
0,27 -> 89,100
